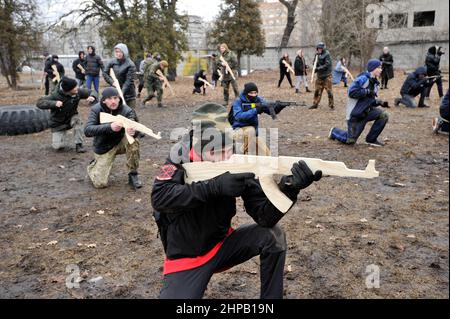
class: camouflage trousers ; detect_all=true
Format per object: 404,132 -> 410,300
144,78 -> 163,103
222,79 -> 239,104
313,75 -> 334,108
52,115 -> 84,150
233,126 -> 271,156
87,137 -> 140,189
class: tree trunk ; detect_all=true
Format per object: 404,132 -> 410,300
278,0 -> 299,50
237,51 -> 242,77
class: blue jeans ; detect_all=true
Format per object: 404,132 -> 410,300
86,75 -> 100,93
331,108 -> 389,144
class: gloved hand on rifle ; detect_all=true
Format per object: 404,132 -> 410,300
255,104 -> 266,115
279,161 -> 322,198
210,172 -> 255,197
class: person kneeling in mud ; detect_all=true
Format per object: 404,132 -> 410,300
329,59 -> 389,147
37,76 -> 96,153
193,69 -> 207,95
84,87 -> 142,190
230,82 -> 287,155
151,103 -> 322,299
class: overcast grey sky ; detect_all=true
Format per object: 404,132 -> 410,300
37,0 -> 224,23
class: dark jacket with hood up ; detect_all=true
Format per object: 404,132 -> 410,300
400,66 -> 429,95
103,43 -> 137,102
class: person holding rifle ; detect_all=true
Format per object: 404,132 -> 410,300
310,42 -> 334,110
217,43 -> 239,107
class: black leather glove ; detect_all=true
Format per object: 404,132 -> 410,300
210,172 -> 255,197
290,161 -> 322,191
255,104 -> 265,114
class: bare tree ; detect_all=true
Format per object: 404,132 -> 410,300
278,0 -> 299,50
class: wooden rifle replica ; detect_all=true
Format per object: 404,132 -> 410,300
77,64 -> 86,74
100,112 -> 162,144
109,69 -> 128,106
51,65 -> 61,83
183,155 -> 379,213
219,56 -> 236,80
283,60 -> 296,76
341,66 -> 354,81
311,55 -> 318,84
156,69 -> 175,96
199,78 -> 214,89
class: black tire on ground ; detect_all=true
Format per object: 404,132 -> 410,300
0,105 -> 50,136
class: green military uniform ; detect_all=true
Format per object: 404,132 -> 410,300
143,62 -> 164,106
87,137 -> 140,189
219,50 -> 239,105
311,49 -> 334,109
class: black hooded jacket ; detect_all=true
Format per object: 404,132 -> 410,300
72,52 -> 87,80
84,100 -> 137,154
44,56 -> 65,80
425,46 -> 441,76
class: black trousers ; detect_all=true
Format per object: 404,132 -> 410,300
159,224 -> 287,299
278,72 -> 293,88
381,72 -> 390,88
426,76 -> 444,98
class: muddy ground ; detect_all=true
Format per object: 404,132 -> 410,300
0,70 -> 448,299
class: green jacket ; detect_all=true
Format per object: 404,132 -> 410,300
145,62 -> 164,82
219,50 -> 238,81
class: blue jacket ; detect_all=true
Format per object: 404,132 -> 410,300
345,71 -> 379,120
400,66 -> 428,95
332,61 -> 346,85
231,93 -> 268,130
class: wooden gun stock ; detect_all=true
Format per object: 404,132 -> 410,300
183,155 -> 379,213
283,60 -> 295,75
51,65 -> 60,83
341,66 -> 354,81
77,64 -> 86,74
199,78 -> 213,88
100,112 -> 162,144
311,55 -> 318,84
109,69 -> 127,105
219,56 -> 236,80
156,70 -> 175,96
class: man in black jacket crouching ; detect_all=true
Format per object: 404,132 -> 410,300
84,87 -> 142,190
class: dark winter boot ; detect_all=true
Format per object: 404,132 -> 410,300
295,89 -> 299,94
306,88 -> 312,93
76,144 -> 86,153
128,172 -> 143,190
158,102 -> 163,108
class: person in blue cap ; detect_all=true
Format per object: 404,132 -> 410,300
328,59 -> 390,147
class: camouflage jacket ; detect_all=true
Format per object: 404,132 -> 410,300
218,50 -> 238,81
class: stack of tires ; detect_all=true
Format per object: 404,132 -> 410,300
0,105 -> 50,136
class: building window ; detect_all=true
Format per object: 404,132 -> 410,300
413,11 -> 435,27
388,13 -> 408,29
